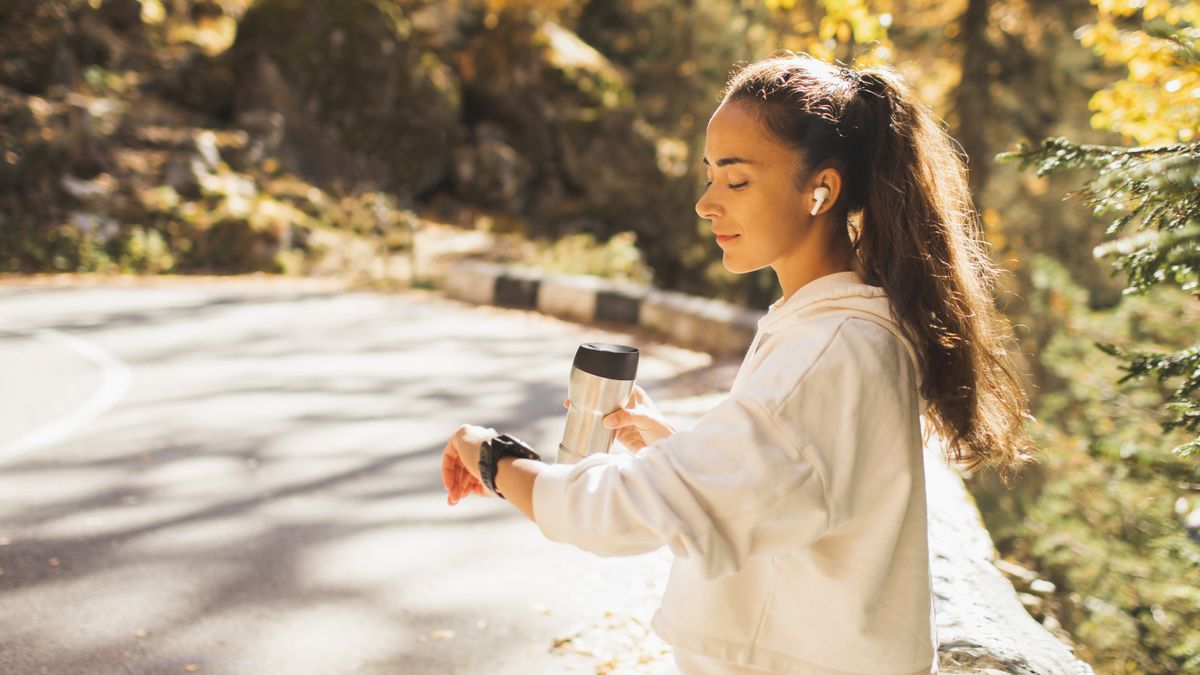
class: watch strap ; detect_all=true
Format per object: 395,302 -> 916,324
480,433 -> 541,499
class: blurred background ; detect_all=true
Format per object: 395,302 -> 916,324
0,0 -> 1197,671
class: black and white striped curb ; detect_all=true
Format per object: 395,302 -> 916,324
441,260 -> 762,357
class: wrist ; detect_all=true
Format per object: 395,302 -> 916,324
479,433 -> 542,499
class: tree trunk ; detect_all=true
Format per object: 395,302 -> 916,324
954,0 -> 992,202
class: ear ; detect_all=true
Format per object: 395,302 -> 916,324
807,168 -> 843,216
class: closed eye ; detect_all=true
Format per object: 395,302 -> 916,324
704,180 -> 749,190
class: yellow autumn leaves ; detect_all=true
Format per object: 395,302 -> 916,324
1077,0 -> 1199,144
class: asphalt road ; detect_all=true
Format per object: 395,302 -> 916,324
0,277 -> 736,675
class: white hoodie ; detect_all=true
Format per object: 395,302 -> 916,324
532,270 -> 938,674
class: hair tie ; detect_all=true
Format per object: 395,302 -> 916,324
856,71 -> 891,100
839,65 -> 865,88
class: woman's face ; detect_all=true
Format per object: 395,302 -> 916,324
696,100 -> 812,275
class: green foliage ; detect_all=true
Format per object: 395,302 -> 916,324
999,86 -> 1200,462
997,1 -> 1200,463
1028,255 -> 1198,470
988,255 -> 1200,672
526,230 -> 653,284
999,139 -> 1200,294
118,226 -> 174,274
999,135 -> 1200,460
1027,449 -> 1200,671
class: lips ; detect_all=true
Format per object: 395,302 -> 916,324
715,233 -> 739,244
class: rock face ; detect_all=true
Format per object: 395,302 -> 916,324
0,0 -> 91,93
3,1 -> 699,286
230,0 -> 461,196
455,11 -> 691,248
925,446 -> 1094,674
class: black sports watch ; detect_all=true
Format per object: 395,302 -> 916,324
479,433 -> 542,499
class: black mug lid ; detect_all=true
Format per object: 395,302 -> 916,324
572,342 -> 639,381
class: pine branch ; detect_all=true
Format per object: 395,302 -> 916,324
1098,341 -> 1200,458
999,141 -> 1200,294
996,138 -> 1194,177
1144,19 -> 1200,65
1003,18 -> 1200,464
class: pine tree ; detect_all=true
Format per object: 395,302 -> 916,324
998,10 -> 1200,460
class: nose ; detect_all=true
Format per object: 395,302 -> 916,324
695,184 -> 721,220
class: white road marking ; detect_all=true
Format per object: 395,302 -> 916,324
0,329 -> 132,465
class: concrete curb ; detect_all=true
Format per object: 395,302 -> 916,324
436,258 -> 1094,674
442,260 -> 759,357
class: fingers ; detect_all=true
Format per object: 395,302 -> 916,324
445,429 -> 499,506
605,407 -> 654,430
617,426 -> 646,451
451,458 -> 464,505
441,440 -> 458,494
445,442 -> 473,506
452,462 -> 479,505
457,461 -> 471,504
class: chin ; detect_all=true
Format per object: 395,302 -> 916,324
722,255 -> 761,275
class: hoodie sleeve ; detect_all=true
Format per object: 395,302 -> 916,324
531,391 -> 830,579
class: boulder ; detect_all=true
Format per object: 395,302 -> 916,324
229,0 -> 461,196
455,11 -> 693,280
190,214 -> 287,273
156,48 -> 236,119
0,0 -> 89,93
451,122 -> 532,213
96,0 -> 142,34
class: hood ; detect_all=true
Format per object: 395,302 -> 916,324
760,270 -> 894,331
759,270 -> 921,386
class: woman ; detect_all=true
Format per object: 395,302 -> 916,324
441,53 -> 1033,674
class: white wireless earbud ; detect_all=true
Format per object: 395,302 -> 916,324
810,186 -> 830,216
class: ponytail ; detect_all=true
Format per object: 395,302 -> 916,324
721,54 -> 1034,474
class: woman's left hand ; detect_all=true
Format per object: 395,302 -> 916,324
441,424 -> 500,505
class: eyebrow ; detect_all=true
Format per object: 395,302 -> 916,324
701,156 -> 756,167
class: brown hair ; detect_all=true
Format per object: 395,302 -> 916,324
721,53 -> 1033,474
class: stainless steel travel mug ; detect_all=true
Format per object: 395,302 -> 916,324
557,342 -> 639,464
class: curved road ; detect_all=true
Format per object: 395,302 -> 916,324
0,277 -> 737,675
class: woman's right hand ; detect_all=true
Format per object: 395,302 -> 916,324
562,384 -> 677,452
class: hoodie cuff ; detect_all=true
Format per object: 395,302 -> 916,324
532,461 -> 581,543
532,453 -> 612,543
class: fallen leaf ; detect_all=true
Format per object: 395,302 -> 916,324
48,558 -> 60,567
133,629 -> 148,638
430,629 -> 455,640
183,665 -> 199,673
139,453 -> 151,463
